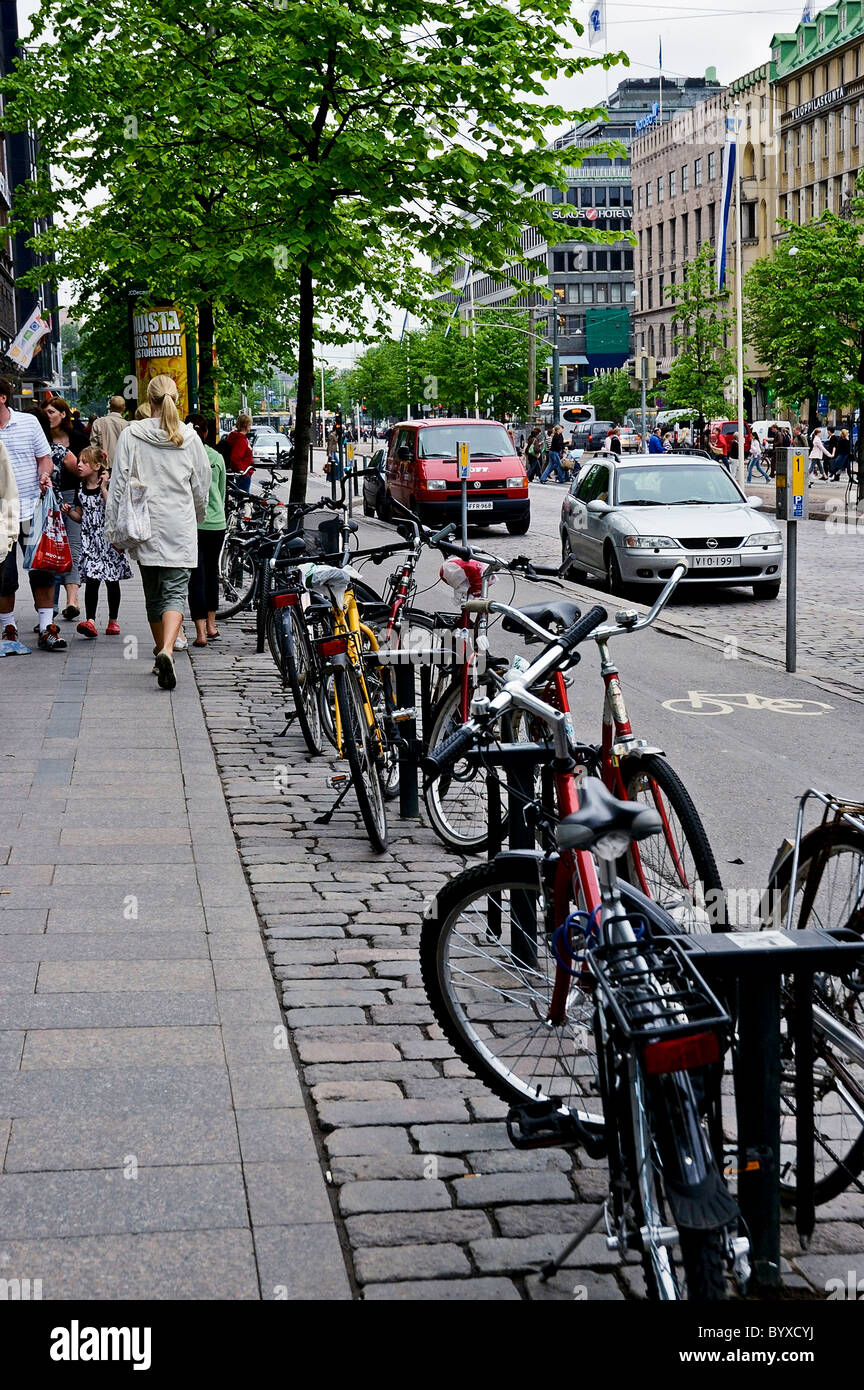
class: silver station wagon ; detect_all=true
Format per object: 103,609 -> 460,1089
560,454 -> 784,599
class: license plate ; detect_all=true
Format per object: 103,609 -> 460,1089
691,554 -> 740,568
467,501 -> 494,511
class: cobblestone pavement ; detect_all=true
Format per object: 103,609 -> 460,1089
190,604 -> 864,1300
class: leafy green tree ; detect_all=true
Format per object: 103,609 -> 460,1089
744,193 -> 864,465
586,368 -> 641,423
2,0 -> 620,501
663,244 -> 735,424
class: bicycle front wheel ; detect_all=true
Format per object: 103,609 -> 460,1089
281,607 -> 323,756
420,857 -> 599,1109
332,662 -> 388,854
619,755 -> 724,933
423,677 -> 512,854
217,537 -> 257,617
766,823 -> 864,1205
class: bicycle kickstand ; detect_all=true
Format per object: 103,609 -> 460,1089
278,711 -> 298,738
534,1200 -> 607,1282
314,773 -> 355,825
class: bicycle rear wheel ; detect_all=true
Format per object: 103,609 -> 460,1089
332,661 -> 388,853
420,857 -> 599,1108
619,754 -> 724,934
423,676 -> 516,854
217,537 -> 257,617
280,607 -> 323,756
766,823 -> 864,1205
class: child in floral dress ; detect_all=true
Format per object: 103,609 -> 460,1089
60,446 -> 132,636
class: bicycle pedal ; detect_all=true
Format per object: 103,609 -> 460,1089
326,774 -> 349,789
506,1100 -> 606,1158
391,707 -> 415,722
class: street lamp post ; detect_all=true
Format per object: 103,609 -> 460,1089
552,303 -> 561,428
733,99 -> 746,486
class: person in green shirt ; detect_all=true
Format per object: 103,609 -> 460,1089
186,415 -> 226,647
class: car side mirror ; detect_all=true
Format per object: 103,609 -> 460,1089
586,498 -> 612,515
397,445 -> 412,462
747,496 -> 764,509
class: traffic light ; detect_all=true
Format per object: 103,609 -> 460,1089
334,410 -> 343,430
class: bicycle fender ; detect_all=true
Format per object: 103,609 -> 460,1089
649,1072 -> 738,1233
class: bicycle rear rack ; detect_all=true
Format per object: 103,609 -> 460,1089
588,934 -> 730,1047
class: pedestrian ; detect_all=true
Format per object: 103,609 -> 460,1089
607,427 -> 623,457
0,435 -> 17,568
134,401 -> 151,420
648,427 -> 666,454
661,432 -> 675,453
0,377 -> 67,651
45,396 -> 89,620
828,427 -> 851,480
90,395 -> 130,463
325,424 -> 339,475
524,427 -> 543,480
186,413 -> 226,647
808,428 -> 833,483
105,374 -> 210,691
539,424 -> 566,483
59,445 -> 131,637
792,424 -> 807,449
746,432 -> 770,483
222,413 -> 255,494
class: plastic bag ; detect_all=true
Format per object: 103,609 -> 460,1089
113,450 -> 151,548
24,487 -> 72,574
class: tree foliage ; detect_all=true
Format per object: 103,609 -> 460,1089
586,368 -> 641,423
2,0 -> 623,500
663,244 -> 735,421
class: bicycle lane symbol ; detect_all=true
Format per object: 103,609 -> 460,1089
662,691 -> 834,716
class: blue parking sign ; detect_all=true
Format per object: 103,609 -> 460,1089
792,495 -> 804,518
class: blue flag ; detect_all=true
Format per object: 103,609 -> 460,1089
659,36 -> 663,71
801,3 -> 812,21
716,117 -> 739,293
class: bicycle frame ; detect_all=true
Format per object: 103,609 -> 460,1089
324,585 -> 384,758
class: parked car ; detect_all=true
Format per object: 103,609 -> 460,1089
709,419 -> 753,456
560,455 -> 783,599
361,448 -> 390,521
617,426 -> 642,452
384,418 -> 530,534
249,425 -> 291,466
571,419 -> 616,454
750,419 -> 793,448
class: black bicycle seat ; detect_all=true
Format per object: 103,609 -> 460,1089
502,600 -> 582,639
281,535 -> 307,556
558,778 -> 663,851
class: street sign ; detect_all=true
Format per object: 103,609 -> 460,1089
817,393 -> 828,413
775,448 -> 807,674
458,441 -> 470,481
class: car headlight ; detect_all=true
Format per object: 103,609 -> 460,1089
506,476 -> 527,488
623,535 -> 679,549
424,479 -> 446,491
743,531 -> 781,547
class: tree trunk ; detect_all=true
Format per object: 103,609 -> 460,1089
290,263 -> 314,507
857,334 -> 864,504
197,298 -> 217,446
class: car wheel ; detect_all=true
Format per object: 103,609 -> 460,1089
605,544 -> 626,596
362,494 -> 374,517
753,580 -> 781,600
506,515 -> 530,536
560,532 -> 587,583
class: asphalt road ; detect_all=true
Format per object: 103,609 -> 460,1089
286,462 -> 862,901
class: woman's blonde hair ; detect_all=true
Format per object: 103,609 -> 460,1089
147,374 -> 185,446
236,412 -> 252,432
134,401 -> 151,419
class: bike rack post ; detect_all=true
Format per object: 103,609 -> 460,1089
477,744 -> 554,968
394,659 -> 419,820
677,928 -> 864,1291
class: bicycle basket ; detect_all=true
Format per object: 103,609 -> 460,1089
284,516 -> 344,563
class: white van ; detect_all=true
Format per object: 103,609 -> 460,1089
750,419 -> 793,443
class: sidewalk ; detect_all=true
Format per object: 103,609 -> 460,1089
0,580 -> 350,1300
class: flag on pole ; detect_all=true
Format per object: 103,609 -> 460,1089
587,1 -> 606,47
7,306 -> 51,371
659,36 -> 663,71
398,309 -> 410,344
801,3 -> 812,21
716,117 -> 739,293
445,262 -> 472,339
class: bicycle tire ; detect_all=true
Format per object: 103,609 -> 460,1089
217,537 -> 258,618
619,754 -> 725,934
679,1230 -> 727,1301
766,823 -> 864,1205
281,607 -> 323,756
420,857 -> 601,1109
423,676 -> 513,854
332,661 -> 388,854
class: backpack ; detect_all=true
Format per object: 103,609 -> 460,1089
216,434 -> 234,469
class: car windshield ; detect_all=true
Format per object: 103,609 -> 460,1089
615,465 -> 743,507
416,424 -> 514,459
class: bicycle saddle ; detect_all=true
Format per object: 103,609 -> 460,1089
502,600 -> 582,640
558,778 -> 663,851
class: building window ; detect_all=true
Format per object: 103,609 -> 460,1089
609,251 -> 622,270
838,110 -> 844,153
647,279 -> 654,309
610,283 -> 623,303
658,274 -> 664,303
623,186 -> 633,207
681,211 -> 688,258
823,62 -> 829,94
798,31 -> 804,54
659,324 -> 666,358
646,181 -> 653,208
637,186 -> 642,210
552,252 -> 566,272
608,186 -> 622,207
583,283 -> 595,303
567,284 -> 580,303
742,203 -> 757,239
625,282 -> 635,301
809,124 -> 815,162
708,151 -> 716,181
795,129 -> 801,167
823,116 -> 829,157
549,187 -> 563,204
596,284 -> 608,303
840,4 -> 847,28
854,102 -> 860,146
648,327 -> 655,355
657,175 -> 664,204
780,193 -> 788,221
694,157 -> 703,187
694,207 -> 701,246
566,187 -> 578,205
593,186 -> 607,207
822,179 -> 829,213
623,250 -> 634,270
669,217 -> 676,256
808,185 -> 815,219
580,186 -> 593,207
669,168 -> 677,198
782,135 -> 789,173
708,203 -> 715,240
681,164 -> 689,192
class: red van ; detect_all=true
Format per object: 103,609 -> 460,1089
385,418 -> 530,535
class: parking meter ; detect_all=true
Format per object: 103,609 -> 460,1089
775,447 -> 808,521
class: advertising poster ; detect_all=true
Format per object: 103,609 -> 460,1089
131,302 -> 190,415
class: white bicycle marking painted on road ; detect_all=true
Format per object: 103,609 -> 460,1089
662,691 -> 834,716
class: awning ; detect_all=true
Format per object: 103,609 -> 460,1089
559,354 -> 589,365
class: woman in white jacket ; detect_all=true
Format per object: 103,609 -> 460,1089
808,429 -> 834,484
105,375 -> 211,690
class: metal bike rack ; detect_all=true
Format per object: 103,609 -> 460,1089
675,928 -> 864,1289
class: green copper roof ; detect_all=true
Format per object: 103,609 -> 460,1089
771,1 -> 864,77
